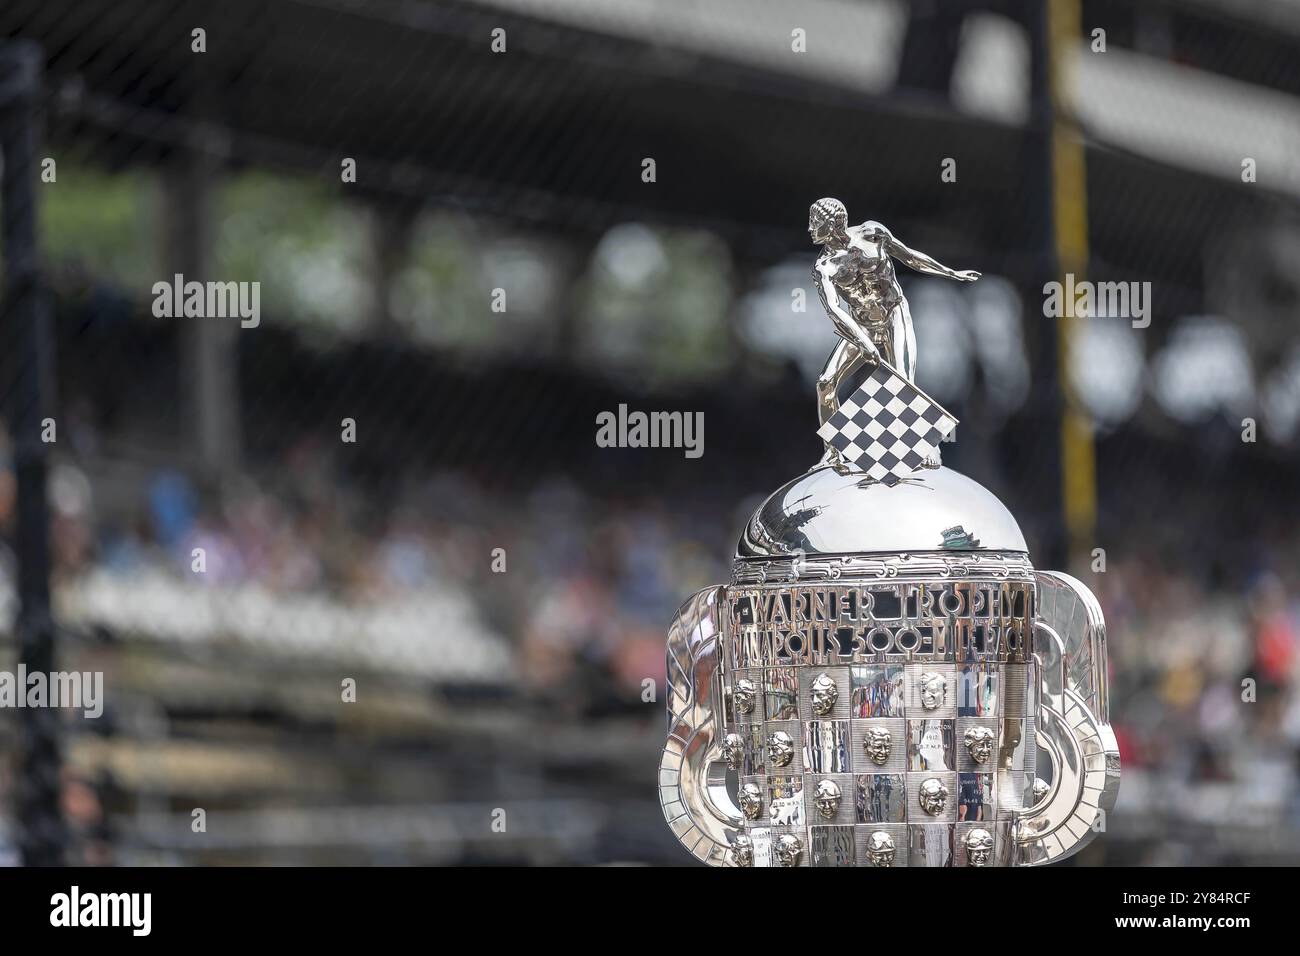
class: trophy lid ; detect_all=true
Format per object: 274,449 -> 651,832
737,465 -> 1028,557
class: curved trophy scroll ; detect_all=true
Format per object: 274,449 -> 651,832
1014,571 -> 1121,865
658,585 -> 745,866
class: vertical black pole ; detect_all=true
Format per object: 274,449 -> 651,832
0,40 -> 66,867
1023,1 -> 1067,571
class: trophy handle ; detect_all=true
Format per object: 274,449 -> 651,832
658,585 -> 746,866
1013,571 -> 1121,865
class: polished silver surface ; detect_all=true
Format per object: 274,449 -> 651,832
662,564 -> 1119,864
908,719 -> 955,772
657,586 -> 743,866
851,665 -> 905,716
1037,570 -> 1111,719
1012,572 -> 1121,865
768,776 -> 804,825
725,581 -> 1034,669
737,465 -> 1029,559
802,719 -> 849,773
738,726 -> 763,775
908,824 -> 954,867
857,773 -> 907,823
958,772 -> 995,821
810,825 -> 856,867
765,668 -> 798,719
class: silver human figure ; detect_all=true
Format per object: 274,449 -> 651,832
809,198 -> 980,468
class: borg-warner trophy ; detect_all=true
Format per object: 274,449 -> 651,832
658,199 -> 1120,866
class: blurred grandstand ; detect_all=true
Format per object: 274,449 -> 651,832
1,0 -> 1299,865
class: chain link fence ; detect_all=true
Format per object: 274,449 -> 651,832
1,0 -> 1299,864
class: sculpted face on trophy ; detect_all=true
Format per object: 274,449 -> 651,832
810,673 -> 838,716
866,830 -> 896,868
965,828 -> 995,867
918,778 -> 949,816
814,779 -> 842,820
733,678 -> 757,716
767,730 -> 795,768
656,200 -> 1121,867
733,833 -> 754,868
918,672 -> 947,711
963,726 -> 995,765
864,726 -> 893,766
721,732 -> 744,771
774,834 -> 803,867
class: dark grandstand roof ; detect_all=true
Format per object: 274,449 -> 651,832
0,0 -> 1288,292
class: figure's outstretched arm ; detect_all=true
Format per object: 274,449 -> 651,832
816,267 -> 882,360
865,222 -> 980,282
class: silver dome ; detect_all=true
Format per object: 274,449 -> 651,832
737,465 -> 1027,557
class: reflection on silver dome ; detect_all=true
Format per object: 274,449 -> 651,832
737,466 -> 1027,557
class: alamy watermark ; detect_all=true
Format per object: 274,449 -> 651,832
596,404 -> 704,459
0,666 -> 103,718
152,273 -> 261,328
50,886 -> 150,936
1043,273 -> 1151,328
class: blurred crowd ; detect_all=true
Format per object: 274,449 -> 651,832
4,394 -> 1300,863
0,418 -> 729,705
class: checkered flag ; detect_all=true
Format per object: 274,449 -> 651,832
817,361 -> 958,483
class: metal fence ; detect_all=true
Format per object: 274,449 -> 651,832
1,0 -> 1300,865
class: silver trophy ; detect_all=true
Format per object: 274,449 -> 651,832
658,200 -> 1120,867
